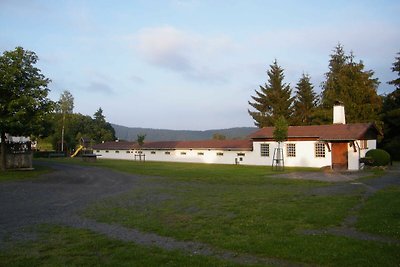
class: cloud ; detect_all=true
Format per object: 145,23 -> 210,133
135,25 -> 237,83
87,82 -> 114,94
136,26 -> 194,71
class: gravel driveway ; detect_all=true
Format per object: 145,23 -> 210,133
0,162 -> 144,240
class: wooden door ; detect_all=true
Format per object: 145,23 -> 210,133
331,142 -> 348,170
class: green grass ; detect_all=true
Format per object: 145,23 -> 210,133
83,175 -> 399,266
37,157 -> 321,183
0,164 -> 51,182
15,158 -> 398,266
0,225 -> 246,267
357,186 -> 400,239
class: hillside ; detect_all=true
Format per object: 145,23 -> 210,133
111,124 -> 257,141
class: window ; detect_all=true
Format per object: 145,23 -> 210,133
126,151 -> 131,154
237,152 -> 245,156
115,150 -> 119,153
165,151 -> 170,155
260,144 -> 269,157
151,151 -> 156,154
286,144 -> 296,157
96,150 -> 100,153
360,140 -> 368,150
180,152 -> 187,155
198,152 -> 204,156
216,152 -> 224,156
315,143 -> 325,158
105,150 -> 109,153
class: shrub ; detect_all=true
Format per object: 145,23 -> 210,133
365,149 -> 391,166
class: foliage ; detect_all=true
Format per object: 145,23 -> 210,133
380,52 -> 400,160
136,133 -> 146,147
48,111 -> 115,152
56,90 -> 74,114
248,60 -> 294,127
273,116 -> 288,143
320,44 -> 382,124
388,52 -> 400,89
212,133 -> 226,140
292,74 -> 318,125
0,47 -> 54,170
91,108 -> 116,143
365,149 -> 391,166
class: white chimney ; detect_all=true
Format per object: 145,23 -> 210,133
333,101 -> 346,124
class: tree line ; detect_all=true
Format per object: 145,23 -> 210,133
44,90 -> 116,153
0,47 -> 115,170
248,44 -> 400,159
1,45 -> 399,170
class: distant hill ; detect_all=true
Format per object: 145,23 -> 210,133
111,124 -> 257,141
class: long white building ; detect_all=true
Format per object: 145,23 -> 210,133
93,105 -> 380,171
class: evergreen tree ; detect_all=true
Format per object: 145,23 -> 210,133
248,60 -> 293,127
320,44 -> 381,123
293,74 -> 317,125
381,52 -> 400,160
388,52 -> 400,89
92,108 -> 115,143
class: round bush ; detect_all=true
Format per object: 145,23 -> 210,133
365,149 -> 391,166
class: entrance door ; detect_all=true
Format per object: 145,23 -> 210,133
331,142 -> 348,170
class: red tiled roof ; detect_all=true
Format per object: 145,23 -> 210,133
93,139 -> 252,151
249,123 -> 380,141
93,141 -> 137,150
142,140 -> 252,150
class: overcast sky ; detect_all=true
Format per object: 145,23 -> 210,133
1,0 -> 399,130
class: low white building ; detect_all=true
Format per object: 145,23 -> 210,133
93,104 -> 380,171
93,124 -> 379,171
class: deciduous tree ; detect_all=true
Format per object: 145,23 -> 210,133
57,90 -> 74,152
0,47 -> 53,170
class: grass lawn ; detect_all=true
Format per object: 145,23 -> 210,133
0,164 -> 51,183
3,158 -> 399,266
0,225 -> 245,267
357,186 -> 400,239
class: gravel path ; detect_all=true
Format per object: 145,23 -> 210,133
1,161 -> 399,265
303,163 -> 400,244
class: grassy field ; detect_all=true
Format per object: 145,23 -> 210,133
1,158 -> 399,266
0,225 -> 242,267
0,164 -> 51,182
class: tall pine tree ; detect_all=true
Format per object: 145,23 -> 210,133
293,74 -> 317,125
320,44 -> 381,123
381,52 -> 400,160
248,60 -> 293,127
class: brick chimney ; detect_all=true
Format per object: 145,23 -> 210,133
333,101 -> 346,124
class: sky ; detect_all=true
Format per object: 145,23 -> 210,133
1,0 -> 399,130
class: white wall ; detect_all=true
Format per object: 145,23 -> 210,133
249,141 -> 332,168
94,140 -> 376,170
142,149 -> 244,165
94,149 -> 135,160
348,139 -> 377,170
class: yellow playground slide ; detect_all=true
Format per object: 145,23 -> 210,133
70,145 -> 84,158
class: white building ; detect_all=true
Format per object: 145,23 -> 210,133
93,104 -> 380,170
